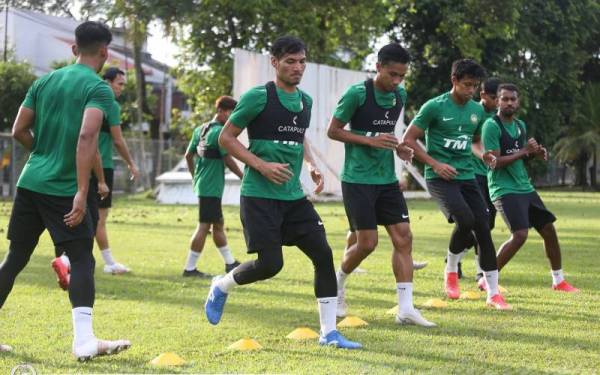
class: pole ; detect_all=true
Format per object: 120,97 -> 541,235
3,1 -> 9,62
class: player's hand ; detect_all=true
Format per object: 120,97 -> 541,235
433,162 -> 458,181
64,190 -> 87,227
309,165 -> 324,194
525,138 -> 540,154
129,164 -> 140,181
258,161 -> 293,185
97,181 -> 110,200
536,146 -> 548,161
368,133 -> 399,150
396,142 -> 414,162
399,180 -> 408,191
483,151 -> 497,169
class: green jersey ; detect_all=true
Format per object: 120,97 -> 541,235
412,92 -> 485,180
482,117 -> 534,201
333,81 -> 407,184
98,100 -> 121,169
471,104 -> 496,176
19,63 -> 116,196
229,83 -> 312,200
186,121 -> 228,198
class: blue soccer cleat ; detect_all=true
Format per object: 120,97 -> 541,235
205,276 -> 228,325
318,330 -> 362,349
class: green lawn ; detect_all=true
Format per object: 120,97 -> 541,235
0,191 -> 599,374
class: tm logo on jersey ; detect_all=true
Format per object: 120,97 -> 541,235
443,135 -> 470,150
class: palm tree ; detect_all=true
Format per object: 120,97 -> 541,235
554,83 -> 600,188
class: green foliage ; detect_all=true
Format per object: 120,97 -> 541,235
0,59 -> 36,131
50,58 -> 76,70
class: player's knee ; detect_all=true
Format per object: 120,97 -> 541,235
260,257 -> 284,279
392,229 -> 412,253
453,212 -> 475,232
357,236 -> 377,255
538,223 -> 556,238
512,230 -> 528,245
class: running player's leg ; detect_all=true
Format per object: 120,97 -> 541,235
210,202 -> 239,272
494,193 -> 531,271
183,222 -> 211,277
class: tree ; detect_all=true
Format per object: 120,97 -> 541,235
0,59 -> 36,131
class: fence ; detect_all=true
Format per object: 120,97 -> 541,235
0,133 -> 189,198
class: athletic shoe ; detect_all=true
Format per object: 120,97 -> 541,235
73,338 -> 131,362
552,280 -> 579,293
103,263 -> 130,275
225,260 -> 241,273
395,309 -> 436,327
182,269 -> 212,278
336,288 -> 347,318
51,257 -> 70,291
0,343 -> 12,352
444,256 -> 463,278
319,330 -> 362,349
351,267 -> 367,274
205,276 -> 228,325
413,261 -> 428,270
477,276 -> 487,291
486,294 -> 512,310
445,272 -> 460,299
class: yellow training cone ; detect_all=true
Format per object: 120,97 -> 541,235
460,291 -> 481,300
386,305 -> 399,315
337,316 -> 368,328
287,327 -> 320,340
499,285 -> 508,294
150,352 -> 186,366
423,298 -> 448,308
228,338 -> 263,351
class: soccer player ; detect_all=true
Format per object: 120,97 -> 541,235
327,43 -> 434,326
182,96 -> 243,277
52,68 -> 139,284
205,36 -> 362,349
482,83 -> 578,292
0,21 -> 131,360
403,59 -> 511,310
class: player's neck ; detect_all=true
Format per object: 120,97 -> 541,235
480,100 -> 495,113
274,78 -> 298,94
373,75 -> 392,93
450,88 -> 468,106
76,56 -> 101,73
498,113 -> 515,123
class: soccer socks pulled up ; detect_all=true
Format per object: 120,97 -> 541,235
216,271 -> 238,293
184,250 -> 201,271
101,248 -> 115,266
317,297 -> 337,336
336,269 -> 349,291
396,282 -> 414,314
484,270 -> 499,298
217,245 -> 235,265
445,250 -> 461,273
72,307 -> 94,347
551,269 -> 564,285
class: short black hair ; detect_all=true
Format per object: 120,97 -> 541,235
75,21 -> 112,54
103,67 -> 125,81
271,36 -> 306,60
215,96 -> 237,111
451,59 -> 486,81
482,77 -> 501,95
497,83 -> 519,96
377,43 -> 410,65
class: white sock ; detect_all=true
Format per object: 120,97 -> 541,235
484,270 -> 499,298
336,269 -> 349,291
475,255 -> 483,275
72,307 -> 95,347
101,248 -> 115,266
396,282 -> 414,314
551,269 -> 564,285
217,245 -> 235,265
60,254 -> 71,268
184,250 -> 201,271
445,250 -> 461,273
317,297 -> 337,336
457,248 -> 469,262
215,271 -> 238,293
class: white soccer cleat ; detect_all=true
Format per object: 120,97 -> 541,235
336,288 -> 348,318
412,261 -> 428,270
73,338 -> 131,362
395,309 -> 436,327
103,263 -> 130,275
0,343 -> 12,352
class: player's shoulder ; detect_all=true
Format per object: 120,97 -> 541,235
239,85 -> 267,101
298,88 -> 313,107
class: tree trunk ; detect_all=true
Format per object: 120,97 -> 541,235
576,153 -> 589,189
132,19 -> 151,189
591,148 -> 598,189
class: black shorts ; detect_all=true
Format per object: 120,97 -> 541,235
475,174 -> 497,230
342,182 -> 409,231
90,168 -> 114,209
427,178 -> 489,223
494,192 -> 556,232
7,187 -> 94,245
240,196 -> 324,253
199,196 -> 223,223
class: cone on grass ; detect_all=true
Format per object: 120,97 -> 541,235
386,305 -> 399,315
150,352 -> 185,366
228,338 -> 262,351
460,291 -> 481,300
423,298 -> 448,308
287,327 -> 320,340
337,316 -> 368,328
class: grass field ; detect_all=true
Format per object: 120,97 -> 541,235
0,191 -> 599,374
